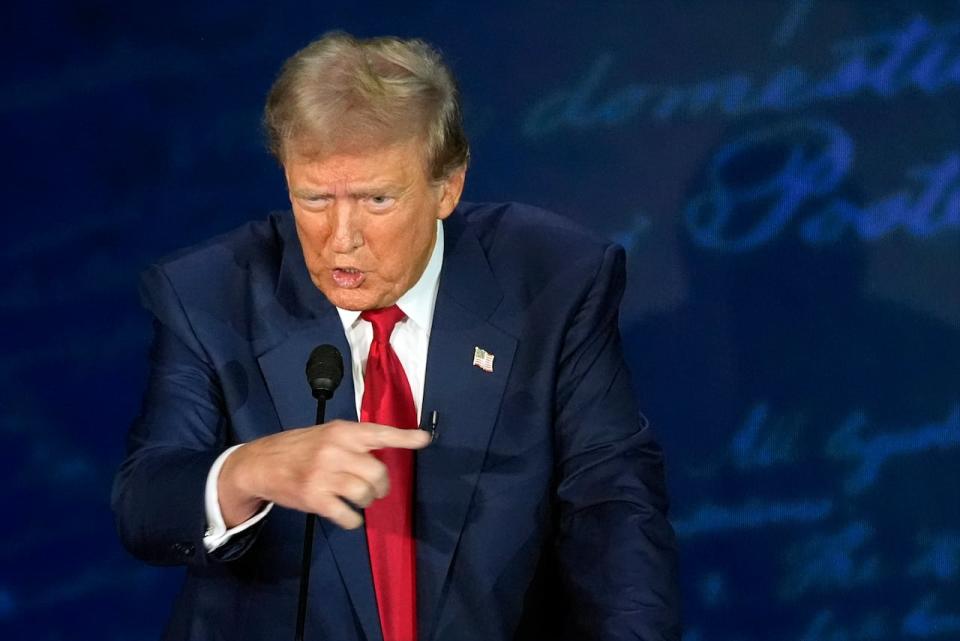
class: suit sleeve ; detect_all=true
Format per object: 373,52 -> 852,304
111,264 -> 262,566
553,243 -> 681,641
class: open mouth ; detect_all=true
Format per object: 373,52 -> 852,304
332,267 -> 365,288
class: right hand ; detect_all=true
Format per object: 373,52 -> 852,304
218,420 -> 431,529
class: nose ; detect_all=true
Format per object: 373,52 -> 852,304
330,200 -> 363,253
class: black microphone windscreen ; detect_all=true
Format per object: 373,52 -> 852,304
305,344 -> 344,400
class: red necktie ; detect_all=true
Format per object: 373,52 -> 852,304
360,305 -> 418,641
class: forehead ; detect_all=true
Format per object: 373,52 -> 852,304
284,138 -> 430,187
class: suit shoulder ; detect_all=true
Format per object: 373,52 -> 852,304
451,202 -> 625,322
139,212 -> 295,337
457,201 -> 620,272
146,212 -> 289,295
154,213 -> 285,274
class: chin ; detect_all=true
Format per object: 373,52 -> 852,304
314,276 -> 399,311
336,299 -> 373,311
322,288 -> 380,311
325,293 -> 367,311
311,277 -> 365,310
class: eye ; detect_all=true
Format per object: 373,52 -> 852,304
366,195 -> 396,210
299,194 -> 331,210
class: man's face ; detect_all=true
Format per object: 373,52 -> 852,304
285,139 -> 465,311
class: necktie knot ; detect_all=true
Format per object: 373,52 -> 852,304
361,305 -> 406,343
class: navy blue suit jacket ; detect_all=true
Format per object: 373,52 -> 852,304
112,202 -> 680,641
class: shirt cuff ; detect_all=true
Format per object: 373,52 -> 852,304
203,444 -> 274,552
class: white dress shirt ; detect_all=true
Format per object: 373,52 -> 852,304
202,221 -> 444,551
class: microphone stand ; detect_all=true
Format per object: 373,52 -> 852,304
295,398 -> 326,641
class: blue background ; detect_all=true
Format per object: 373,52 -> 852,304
2,1 -> 959,639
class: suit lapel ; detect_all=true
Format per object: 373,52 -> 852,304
416,215 -> 517,641
255,214 -> 382,641
255,211 -> 356,432
256,314 -> 354,428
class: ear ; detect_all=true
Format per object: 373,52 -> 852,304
282,163 -> 295,204
436,166 -> 467,220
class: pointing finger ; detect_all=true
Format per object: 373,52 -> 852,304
352,423 -> 432,452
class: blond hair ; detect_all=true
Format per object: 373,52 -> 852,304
263,31 -> 469,180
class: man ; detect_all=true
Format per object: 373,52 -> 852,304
112,32 -> 679,641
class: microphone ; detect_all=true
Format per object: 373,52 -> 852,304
306,344 -> 344,418
296,344 -> 344,641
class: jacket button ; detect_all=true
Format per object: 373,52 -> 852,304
172,542 -> 195,557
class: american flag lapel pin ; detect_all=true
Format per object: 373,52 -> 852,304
472,346 -> 495,372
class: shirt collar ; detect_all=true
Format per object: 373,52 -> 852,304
336,219 -> 444,331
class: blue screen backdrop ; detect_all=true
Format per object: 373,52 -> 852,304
2,1 -> 958,639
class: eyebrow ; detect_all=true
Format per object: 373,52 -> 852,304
290,184 -> 404,199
